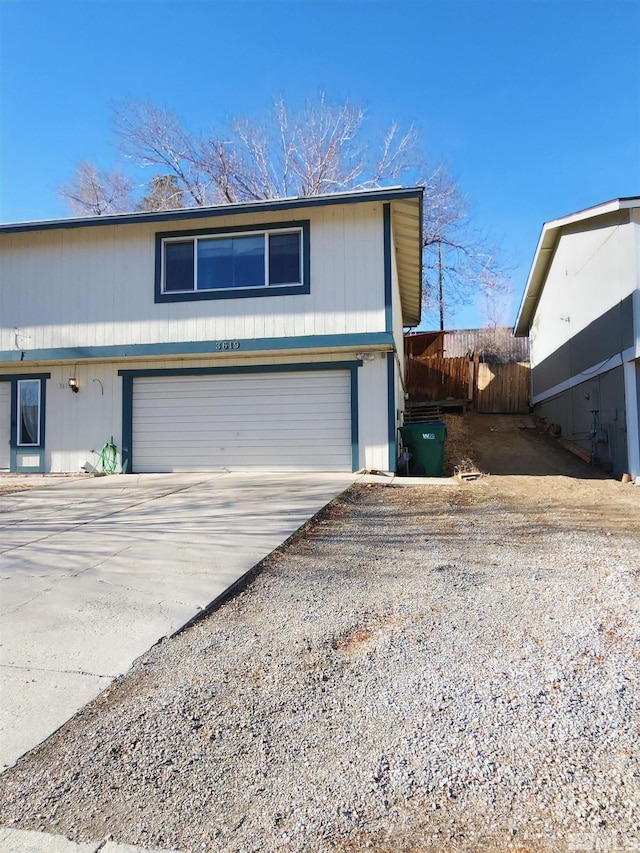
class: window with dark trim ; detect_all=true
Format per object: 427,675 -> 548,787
17,378 -> 41,446
155,220 -> 310,303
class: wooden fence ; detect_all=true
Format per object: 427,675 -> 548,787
405,355 -> 530,414
405,356 -> 471,401
475,362 -> 530,413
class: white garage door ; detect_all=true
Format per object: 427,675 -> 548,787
132,370 -> 353,472
0,382 -> 10,471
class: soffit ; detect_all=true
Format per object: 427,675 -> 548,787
391,196 -> 423,327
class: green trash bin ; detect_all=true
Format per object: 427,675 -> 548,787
399,421 -> 447,476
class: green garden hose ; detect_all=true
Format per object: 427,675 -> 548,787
98,441 -> 118,474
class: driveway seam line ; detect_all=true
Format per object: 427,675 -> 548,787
1,663 -> 114,679
0,548 -> 136,617
0,475 -> 226,556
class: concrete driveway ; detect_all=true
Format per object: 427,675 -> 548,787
0,472 -> 356,772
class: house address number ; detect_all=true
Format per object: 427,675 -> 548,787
216,340 -> 241,351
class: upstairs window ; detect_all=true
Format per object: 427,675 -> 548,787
156,221 -> 309,302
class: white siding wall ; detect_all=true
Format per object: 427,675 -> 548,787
530,219 -> 637,367
357,354 -> 390,471
46,364 -> 122,474
0,204 -> 387,353
0,352 -> 390,473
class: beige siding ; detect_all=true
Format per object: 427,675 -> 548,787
45,363 -> 122,474
0,203 -> 386,354
0,351 -> 391,473
357,354 -> 390,471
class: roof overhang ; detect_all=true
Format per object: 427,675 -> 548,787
514,196 -> 640,337
0,185 -> 424,329
389,192 -> 423,327
0,186 -> 424,234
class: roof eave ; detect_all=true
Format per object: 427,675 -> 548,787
514,196 -> 640,336
0,186 -> 426,329
391,193 -> 423,327
0,186 -> 424,235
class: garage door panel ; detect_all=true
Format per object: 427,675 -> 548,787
132,370 -> 352,472
135,399 -> 350,418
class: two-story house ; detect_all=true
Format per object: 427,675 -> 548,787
515,197 -> 640,481
0,187 -> 423,475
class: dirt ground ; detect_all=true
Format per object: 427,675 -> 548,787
441,412 -> 639,535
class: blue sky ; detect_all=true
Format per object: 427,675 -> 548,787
1,0 -> 639,328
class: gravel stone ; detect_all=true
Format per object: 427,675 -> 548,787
1,416 -> 639,852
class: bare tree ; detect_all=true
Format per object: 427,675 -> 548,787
137,175 -> 186,212
419,165 -> 469,329
113,100 -> 211,206
72,94 -> 421,208
57,94 -> 506,324
477,261 -> 513,330
197,96 -> 416,202
418,165 -> 512,330
57,161 -> 133,216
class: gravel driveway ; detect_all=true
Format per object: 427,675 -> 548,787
1,416 -> 638,852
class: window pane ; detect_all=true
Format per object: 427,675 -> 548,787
198,235 -> 264,289
18,379 -> 40,446
233,236 -> 264,287
198,238 -> 234,289
164,241 -> 194,291
269,232 -> 301,285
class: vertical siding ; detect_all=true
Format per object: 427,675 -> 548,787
358,355 -> 389,471
624,359 -> 640,479
0,351 -> 393,473
390,217 -> 406,402
1,204 -> 387,353
45,363 -> 122,473
389,218 -> 405,468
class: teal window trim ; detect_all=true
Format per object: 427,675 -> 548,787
0,372 -> 50,473
155,219 -> 310,303
350,367 -> 360,472
387,353 -> 396,471
120,373 -> 133,473
0,372 -> 51,381
119,360 -> 361,474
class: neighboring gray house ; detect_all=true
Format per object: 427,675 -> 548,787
0,187 -> 423,474
515,197 -> 640,480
